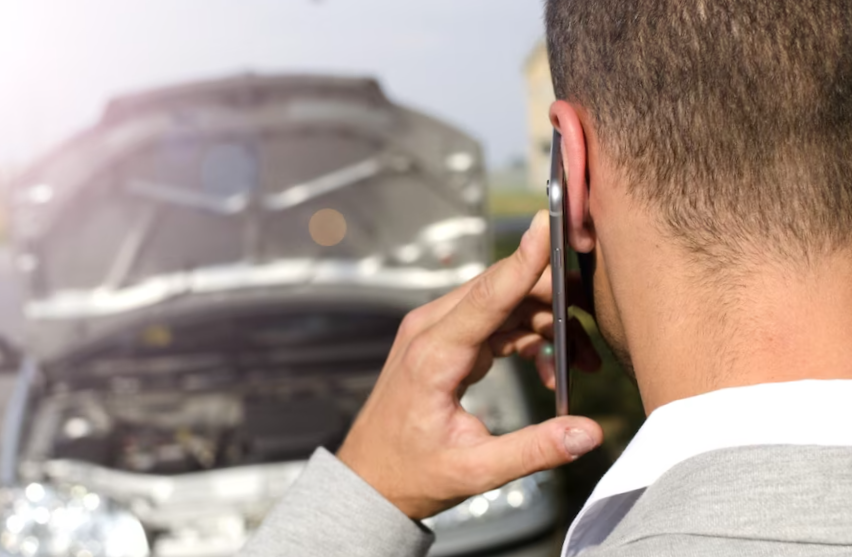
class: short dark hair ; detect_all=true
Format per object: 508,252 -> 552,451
546,1 -> 852,264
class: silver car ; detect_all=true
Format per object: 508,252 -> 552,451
0,75 -> 560,557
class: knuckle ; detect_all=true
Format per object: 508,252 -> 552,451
467,274 -> 496,312
402,333 -> 434,372
409,331 -> 434,356
399,308 -> 425,339
404,330 -> 460,389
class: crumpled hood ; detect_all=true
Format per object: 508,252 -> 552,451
11,74 -> 489,365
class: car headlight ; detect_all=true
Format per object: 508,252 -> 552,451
422,357 -> 556,533
460,357 -> 531,435
0,483 -> 149,557
423,471 -> 552,531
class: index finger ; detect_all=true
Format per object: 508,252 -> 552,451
433,210 -> 551,347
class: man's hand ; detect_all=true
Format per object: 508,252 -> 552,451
337,211 -> 603,520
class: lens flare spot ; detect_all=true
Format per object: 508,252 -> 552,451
507,489 -> 526,508
309,209 -> 347,247
468,496 -> 489,518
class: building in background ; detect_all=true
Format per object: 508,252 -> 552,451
524,41 -> 555,192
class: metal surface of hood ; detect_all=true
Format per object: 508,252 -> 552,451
11,74 -> 489,364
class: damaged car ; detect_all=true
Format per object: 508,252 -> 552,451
1,74 -> 560,557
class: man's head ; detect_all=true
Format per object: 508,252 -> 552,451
545,1 -> 852,409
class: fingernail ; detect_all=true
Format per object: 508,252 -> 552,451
564,429 -> 596,456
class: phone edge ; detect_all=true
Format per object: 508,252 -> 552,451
548,130 -> 571,417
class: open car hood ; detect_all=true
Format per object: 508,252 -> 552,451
11,74 -> 489,365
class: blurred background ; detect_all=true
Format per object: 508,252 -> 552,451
0,2 -> 644,556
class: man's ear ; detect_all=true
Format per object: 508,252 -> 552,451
550,100 -> 594,254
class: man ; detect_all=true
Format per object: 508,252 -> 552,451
243,1 -> 852,555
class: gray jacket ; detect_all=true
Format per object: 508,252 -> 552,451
241,444 -> 852,556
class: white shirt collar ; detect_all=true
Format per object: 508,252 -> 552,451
562,379 -> 852,556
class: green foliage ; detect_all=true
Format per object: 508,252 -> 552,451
488,188 -> 547,218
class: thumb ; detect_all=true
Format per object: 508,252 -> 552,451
472,417 -> 603,489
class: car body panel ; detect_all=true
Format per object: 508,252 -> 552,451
2,74 -> 557,557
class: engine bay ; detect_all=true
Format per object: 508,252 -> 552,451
22,307 -> 401,475
23,373 -> 377,475
10,306 -> 535,557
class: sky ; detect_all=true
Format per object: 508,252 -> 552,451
0,0 -> 546,171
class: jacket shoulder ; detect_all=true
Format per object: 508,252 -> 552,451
592,445 -> 852,555
586,534 -> 852,557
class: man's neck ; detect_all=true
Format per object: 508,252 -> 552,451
630,254 -> 852,414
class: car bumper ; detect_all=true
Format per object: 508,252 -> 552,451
427,493 -> 560,557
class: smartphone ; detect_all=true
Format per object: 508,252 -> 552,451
548,130 -> 597,417
548,129 -> 572,416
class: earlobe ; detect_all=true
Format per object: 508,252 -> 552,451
549,101 -> 595,254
